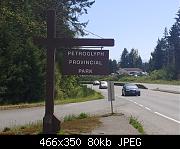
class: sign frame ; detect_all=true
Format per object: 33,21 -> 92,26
62,49 -> 109,75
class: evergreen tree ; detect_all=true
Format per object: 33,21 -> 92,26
168,9 -> 180,79
120,48 -> 129,68
109,59 -> 118,73
128,49 -> 142,68
112,59 -> 118,73
119,48 -> 142,68
149,38 -> 166,70
142,62 -> 150,72
148,8 -> 180,79
137,56 -> 143,68
163,27 -> 171,66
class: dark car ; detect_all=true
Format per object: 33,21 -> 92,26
122,83 -> 140,96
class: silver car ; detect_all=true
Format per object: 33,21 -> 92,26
99,81 -> 108,89
93,80 -> 100,85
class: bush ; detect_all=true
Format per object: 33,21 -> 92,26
150,68 -> 175,80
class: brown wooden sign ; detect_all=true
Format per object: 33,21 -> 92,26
33,9 -> 114,134
63,49 -> 109,75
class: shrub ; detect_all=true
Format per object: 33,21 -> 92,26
150,68 -> 175,80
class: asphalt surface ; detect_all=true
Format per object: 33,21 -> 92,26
91,83 -> 180,134
0,83 -> 179,134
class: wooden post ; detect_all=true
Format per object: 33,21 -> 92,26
34,9 -> 114,134
43,10 -> 60,134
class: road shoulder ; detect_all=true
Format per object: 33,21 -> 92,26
89,113 -> 140,135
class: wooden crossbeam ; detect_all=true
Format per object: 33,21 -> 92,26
34,38 -> 114,47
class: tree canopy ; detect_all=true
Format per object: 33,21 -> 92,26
119,48 -> 142,69
149,8 -> 180,79
0,0 -> 94,103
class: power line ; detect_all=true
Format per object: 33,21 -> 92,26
68,19 -> 104,39
83,29 -> 104,39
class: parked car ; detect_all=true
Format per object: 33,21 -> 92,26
99,81 -> 108,89
122,83 -> 140,96
93,80 -> 100,85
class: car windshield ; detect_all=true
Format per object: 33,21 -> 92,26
101,81 -> 107,84
125,84 -> 138,89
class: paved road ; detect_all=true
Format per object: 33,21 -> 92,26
0,83 -> 180,134
141,83 -> 180,92
91,84 -> 180,134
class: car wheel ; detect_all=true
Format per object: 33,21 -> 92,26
123,91 -> 126,96
122,91 -> 124,96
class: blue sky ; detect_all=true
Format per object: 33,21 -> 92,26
80,0 -> 180,62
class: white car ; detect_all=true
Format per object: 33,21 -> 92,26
93,80 -> 100,85
99,81 -> 108,89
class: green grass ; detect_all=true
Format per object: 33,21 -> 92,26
55,92 -> 103,105
118,76 -> 180,85
1,121 -> 42,135
0,113 -> 101,135
63,113 -> 89,122
129,116 -> 145,134
0,92 -> 103,110
63,114 -> 77,122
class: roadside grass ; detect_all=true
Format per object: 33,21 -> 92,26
63,113 -> 89,122
55,92 -> 103,105
118,76 -> 180,85
0,92 -> 103,110
129,116 -> 145,134
59,116 -> 101,135
0,121 -> 42,135
0,113 -> 101,135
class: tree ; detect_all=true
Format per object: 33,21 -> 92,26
119,48 -> 142,68
128,49 -> 142,68
162,27 -> 171,66
142,62 -> 150,72
109,59 -> 118,73
0,4 -> 45,103
120,48 -> 129,68
168,9 -> 180,79
0,0 -> 95,103
136,56 -> 143,68
150,38 -> 166,70
148,8 -> 180,79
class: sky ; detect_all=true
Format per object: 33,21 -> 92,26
79,0 -> 180,62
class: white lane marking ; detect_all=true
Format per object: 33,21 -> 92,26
119,96 -> 152,112
145,107 -> 151,111
134,101 -> 138,104
138,104 -> 143,107
154,112 -> 180,124
120,96 -> 180,124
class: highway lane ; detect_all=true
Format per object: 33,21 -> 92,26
117,87 -> 180,122
91,84 -> 180,134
